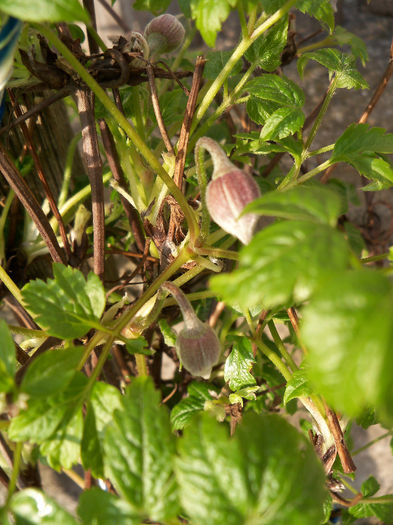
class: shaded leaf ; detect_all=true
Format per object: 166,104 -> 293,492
78,488 -> 140,525
205,50 -> 242,79
176,413 -> 327,525
22,263 -> 106,339
0,320 -> 16,392
210,221 -> 350,310
245,16 -> 288,71
284,369 -> 312,404
334,26 -> 368,65
297,0 -> 335,32
103,376 -> 178,522
171,381 -> 218,431
190,0 -> 237,47
21,346 -> 84,398
224,336 -> 256,391
246,74 -> 305,107
332,124 -> 393,160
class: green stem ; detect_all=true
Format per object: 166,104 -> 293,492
282,159 -> 332,190
0,188 -> 14,263
86,24 -> 107,51
254,339 -> 292,382
268,320 -> 298,371
0,266 -> 22,304
194,0 -> 297,126
361,252 -> 390,264
194,245 -> 239,261
85,335 -> 115,388
135,354 -> 148,376
297,36 -> 335,55
307,144 -> 334,157
304,76 -> 338,151
37,24 -> 199,243
58,132 -> 81,210
195,143 -> 210,239
353,430 -> 393,456
6,441 -> 22,505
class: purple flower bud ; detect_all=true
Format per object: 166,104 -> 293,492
161,282 -> 220,379
144,14 -> 185,58
196,137 -> 261,244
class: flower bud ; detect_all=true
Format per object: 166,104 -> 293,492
161,282 -> 220,379
196,137 -> 261,245
144,14 -> 185,58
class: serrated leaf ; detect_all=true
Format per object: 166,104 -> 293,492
103,376 -> 178,522
245,183 -> 345,226
353,154 -> 393,190
332,124 -> 393,160
0,0 -> 89,22
210,221 -> 350,310
176,413 -> 327,525
355,407 -> 377,429
334,26 -> 368,65
284,369 -> 312,404
21,263 -> 106,339
170,381 -> 218,431
190,0 -> 237,47
349,496 -> 393,522
82,382 -> 122,477
21,346 -> 84,397
302,270 -> 393,423
298,49 -> 368,89
133,0 -> 170,13
246,97 -> 278,125
297,0 -> 334,32
78,488 -> 140,525
10,489 -> 78,524
245,16 -> 288,71
229,385 -> 259,405
246,74 -> 305,107
9,372 -> 87,469
260,106 -> 305,140
0,320 -> 16,392
205,50 -> 242,79
361,476 -> 380,498
124,336 -> 152,355
224,336 -> 256,391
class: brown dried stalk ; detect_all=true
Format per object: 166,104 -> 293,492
147,63 -> 174,155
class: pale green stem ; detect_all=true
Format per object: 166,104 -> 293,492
307,144 -> 334,157
194,255 -> 223,272
58,132 -> 81,210
87,24 -> 107,51
361,252 -> 390,264
237,0 -> 249,38
0,266 -> 22,304
37,24 -> 199,243
195,144 -> 210,239
282,159 -> 332,190
194,0 -> 297,126
5,441 -> 22,506
268,320 -> 298,372
194,245 -> 239,261
304,76 -> 338,151
8,325 -> 49,338
353,430 -> 393,456
297,36 -> 335,55
255,339 -> 292,382
135,353 -> 148,376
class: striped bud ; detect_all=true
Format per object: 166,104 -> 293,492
161,282 -> 220,379
144,14 -> 185,58
197,137 -> 261,244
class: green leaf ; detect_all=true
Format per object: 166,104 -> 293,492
190,0 -> 237,47
284,369 -> 312,404
176,413 -> 327,525
302,269 -> 393,423
352,154 -> 393,190
297,0 -> 335,32
104,376 -> 178,522
245,183 -> 345,226
171,381 -> 218,431
0,0 -> 89,22
334,26 -> 368,65
205,50 -> 242,79
78,488 -> 140,525
21,346 -> 84,397
82,381 -> 122,477
210,221 -> 350,310
158,319 -> 177,347
11,488 -> 78,524
124,336 -> 152,355
298,49 -> 368,89
260,106 -> 304,140
133,0 -> 170,14
0,320 -> 16,392
332,124 -> 393,160
245,16 -> 288,71
246,97 -> 278,125
21,263 -> 106,339
224,336 -> 256,391
361,476 -> 380,498
349,496 -> 393,522
246,74 -> 305,107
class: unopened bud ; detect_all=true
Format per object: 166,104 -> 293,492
196,137 -> 261,245
144,14 -> 185,58
161,282 -> 220,379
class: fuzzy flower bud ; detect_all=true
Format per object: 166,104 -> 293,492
144,14 -> 185,59
161,282 -> 220,379
196,137 -> 261,245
